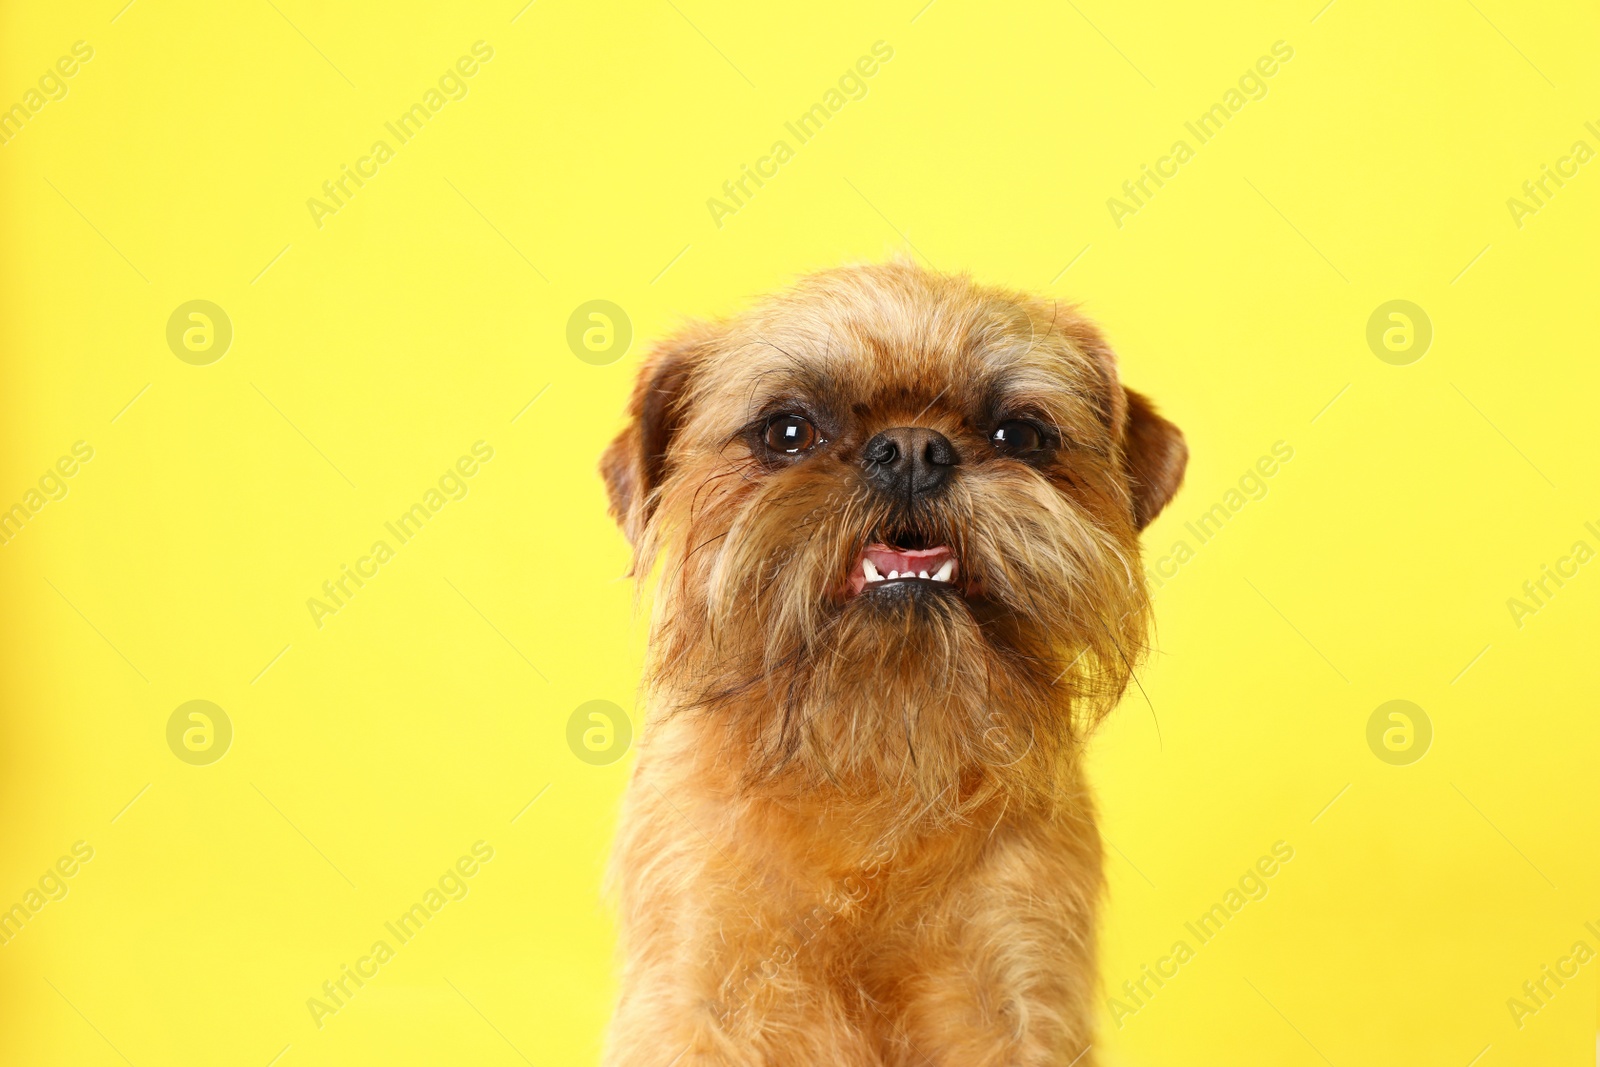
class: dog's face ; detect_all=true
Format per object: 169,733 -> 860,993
603,263 -> 1185,802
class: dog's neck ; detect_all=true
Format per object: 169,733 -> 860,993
647,673 -> 1091,829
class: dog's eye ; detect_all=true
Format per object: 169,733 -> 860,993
763,413 -> 819,454
991,420 -> 1047,454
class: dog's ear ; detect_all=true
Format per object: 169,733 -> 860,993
1061,313 -> 1187,530
599,330 -> 704,545
1120,388 -> 1187,530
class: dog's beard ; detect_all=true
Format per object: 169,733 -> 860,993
648,457 -> 1150,808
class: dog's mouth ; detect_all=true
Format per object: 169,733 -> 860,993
847,543 -> 965,597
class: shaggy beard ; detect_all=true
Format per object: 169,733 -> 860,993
647,460 -> 1151,814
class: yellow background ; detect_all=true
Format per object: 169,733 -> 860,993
2,0 -> 1596,1063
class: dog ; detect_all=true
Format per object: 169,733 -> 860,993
598,261 -> 1186,1066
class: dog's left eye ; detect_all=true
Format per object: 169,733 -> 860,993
763,413 -> 820,454
991,419 -> 1047,454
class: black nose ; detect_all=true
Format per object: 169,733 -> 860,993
862,427 -> 957,498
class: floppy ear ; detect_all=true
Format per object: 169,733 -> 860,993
1120,388 -> 1187,530
1057,311 -> 1187,530
599,331 -> 703,545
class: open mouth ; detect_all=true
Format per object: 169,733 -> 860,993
848,544 -> 962,597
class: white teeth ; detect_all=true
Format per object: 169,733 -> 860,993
861,557 -> 957,586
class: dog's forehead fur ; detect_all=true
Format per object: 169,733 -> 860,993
681,263 -> 1124,444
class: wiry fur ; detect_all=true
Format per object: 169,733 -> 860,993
599,262 -> 1186,1066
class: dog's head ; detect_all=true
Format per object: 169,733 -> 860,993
602,262 -> 1185,803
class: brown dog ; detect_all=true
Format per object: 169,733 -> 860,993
599,261 -> 1186,1066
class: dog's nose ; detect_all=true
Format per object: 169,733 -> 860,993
862,427 -> 957,498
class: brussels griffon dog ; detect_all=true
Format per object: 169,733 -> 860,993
599,262 -> 1185,1066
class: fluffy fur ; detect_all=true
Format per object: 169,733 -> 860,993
598,262 -> 1186,1066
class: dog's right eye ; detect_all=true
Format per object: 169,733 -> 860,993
762,414 -> 820,454
991,419 -> 1048,455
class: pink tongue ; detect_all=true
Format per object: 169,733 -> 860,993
863,544 -> 951,575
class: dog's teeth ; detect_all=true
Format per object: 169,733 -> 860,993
888,570 -> 900,580
932,560 -> 955,582
918,570 -> 929,580
863,557 -> 881,581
